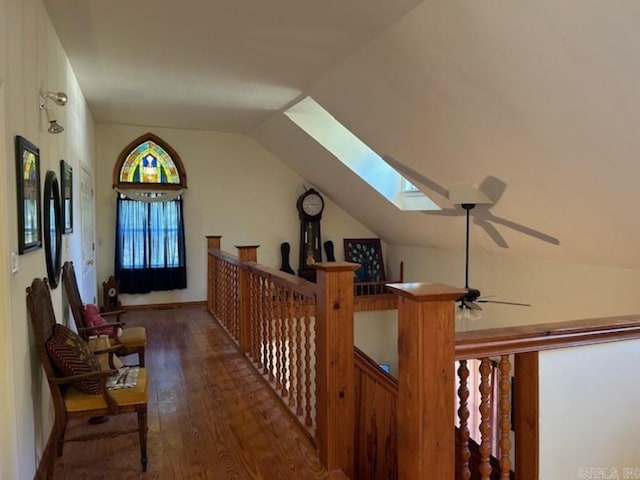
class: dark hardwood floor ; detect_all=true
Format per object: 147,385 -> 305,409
52,306 -> 331,479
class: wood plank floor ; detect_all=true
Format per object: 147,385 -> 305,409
52,306 -> 332,479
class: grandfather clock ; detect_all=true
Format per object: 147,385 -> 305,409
297,188 -> 324,282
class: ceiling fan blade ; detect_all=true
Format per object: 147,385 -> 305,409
477,299 -> 531,307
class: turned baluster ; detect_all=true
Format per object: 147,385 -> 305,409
249,273 -> 260,366
303,295 -> 313,428
261,277 -> 270,376
294,294 -> 304,416
479,358 -> 493,480
267,281 -> 276,382
457,360 -> 471,480
285,289 -> 296,403
499,355 -> 512,479
271,285 -> 281,390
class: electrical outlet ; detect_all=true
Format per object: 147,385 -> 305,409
10,251 -> 18,275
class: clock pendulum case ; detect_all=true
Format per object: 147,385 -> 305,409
296,188 -> 324,282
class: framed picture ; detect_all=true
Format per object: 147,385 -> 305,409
15,136 -> 42,254
60,160 -> 73,233
343,238 -> 386,283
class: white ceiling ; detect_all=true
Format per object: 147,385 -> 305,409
42,0 -> 421,132
43,0 -> 640,270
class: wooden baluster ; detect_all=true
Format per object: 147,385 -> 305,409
285,288 -> 295,403
457,360 -> 471,480
236,246 -> 258,353
294,294 -> 304,415
223,261 -> 228,329
275,285 -> 284,391
267,281 -> 276,382
303,295 -> 313,428
206,236 -> 221,314
479,358 -> 493,480
233,264 -> 239,341
261,277 -> 270,376
499,355 -> 512,480
249,273 -> 260,365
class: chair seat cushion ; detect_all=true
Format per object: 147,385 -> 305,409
119,326 -> 147,348
46,324 -> 102,395
64,367 -> 148,412
82,303 -> 122,337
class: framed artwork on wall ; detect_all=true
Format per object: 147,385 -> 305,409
60,160 -> 73,233
343,238 -> 386,283
15,136 -> 42,254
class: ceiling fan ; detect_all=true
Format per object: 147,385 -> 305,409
457,203 -> 531,321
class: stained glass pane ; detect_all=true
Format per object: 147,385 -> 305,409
119,140 -> 180,184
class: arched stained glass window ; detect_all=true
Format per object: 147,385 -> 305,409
114,133 -> 186,191
112,133 -> 187,294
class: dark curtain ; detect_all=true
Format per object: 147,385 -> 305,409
115,195 -> 187,293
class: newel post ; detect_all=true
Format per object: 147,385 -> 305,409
206,235 -> 222,313
236,245 -> 259,354
314,261 -> 359,478
386,282 -> 466,480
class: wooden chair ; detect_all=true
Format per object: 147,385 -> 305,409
26,277 -> 148,478
62,261 -> 146,367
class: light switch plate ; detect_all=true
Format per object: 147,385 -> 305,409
10,251 -> 18,275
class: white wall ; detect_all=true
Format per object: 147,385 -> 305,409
0,0 -> 96,477
539,340 -> 640,477
95,123 -> 377,306
355,310 -> 398,376
387,244 -> 640,331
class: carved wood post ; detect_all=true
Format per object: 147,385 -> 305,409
386,282 -> 466,480
206,236 -> 222,314
514,351 -> 539,480
314,261 -> 359,479
236,245 -> 259,355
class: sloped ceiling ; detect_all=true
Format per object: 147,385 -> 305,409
44,0 -> 640,269
255,1 -> 640,269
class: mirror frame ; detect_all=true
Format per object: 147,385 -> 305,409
43,171 -> 62,288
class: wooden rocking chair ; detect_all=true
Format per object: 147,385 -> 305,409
62,261 -> 146,367
26,277 -> 148,478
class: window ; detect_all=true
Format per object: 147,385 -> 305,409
113,133 -> 187,294
284,97 -> 440,212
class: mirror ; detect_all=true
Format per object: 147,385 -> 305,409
43,171 -> 62,288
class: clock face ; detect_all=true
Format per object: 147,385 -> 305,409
302,193 -> 323,216
108,287 -> 117,298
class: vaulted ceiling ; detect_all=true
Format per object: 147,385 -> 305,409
44,0 -> 640,270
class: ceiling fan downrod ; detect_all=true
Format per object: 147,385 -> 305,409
461,203 -> 475,290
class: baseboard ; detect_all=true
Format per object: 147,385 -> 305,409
122,300 -> 206,311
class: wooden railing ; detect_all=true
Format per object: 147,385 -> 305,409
207,236 -> 358,477
206,235 -> 640,479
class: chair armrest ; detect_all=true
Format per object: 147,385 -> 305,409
78,323 -> 124,337
100,309 -> 126,324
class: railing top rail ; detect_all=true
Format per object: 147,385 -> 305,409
208,248 -> 240,266
455,314 -> 640,359
354,346 -> 398,396
242,261 -> 317,298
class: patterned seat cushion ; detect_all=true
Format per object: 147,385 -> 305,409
46,324 -> 102,395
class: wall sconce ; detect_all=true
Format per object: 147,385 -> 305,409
40,91 -> 68,134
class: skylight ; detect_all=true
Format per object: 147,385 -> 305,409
284,97 -> 440,211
